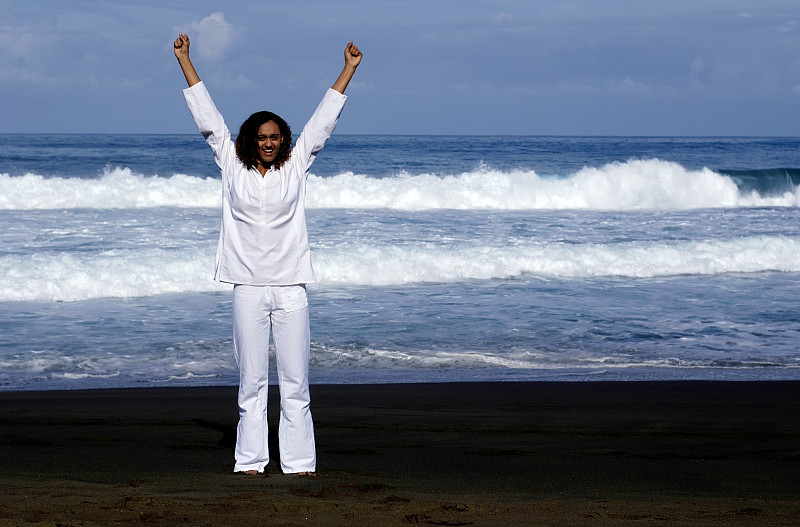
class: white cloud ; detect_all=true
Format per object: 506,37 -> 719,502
0,23 -> 55,84
690,56 -> 706,75
777,19 -> 797,34
558,77 -> 675,96
178,12 -> 237,62
605,77 -> 675,95
119,78 -> 149,91
206,71 -> 255,90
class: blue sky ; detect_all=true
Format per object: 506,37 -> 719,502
2,0 -> 799,135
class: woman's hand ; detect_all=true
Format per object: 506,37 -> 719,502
332,41 -> 363,94
174,33 -> 190,60
344,41 -> 363,69
174,33 -> 201,87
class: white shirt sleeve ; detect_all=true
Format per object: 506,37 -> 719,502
182,81 -> 238,186
292,89 -> 348,177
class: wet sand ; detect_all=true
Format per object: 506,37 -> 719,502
1,381 -> 799,526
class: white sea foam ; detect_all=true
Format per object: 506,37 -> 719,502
308,159 -> 799,210
0,343 -> 235,389
1,159 -> 797,211
0,248 -> 228,302
309,344 -> 796,372
0,167 -> 220,210
2,235 -> 798,302
310,344 -> 563,370
4,334 -> 795,391
312,235 -> 800,285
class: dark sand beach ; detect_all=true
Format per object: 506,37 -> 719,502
1,381 -> 799,526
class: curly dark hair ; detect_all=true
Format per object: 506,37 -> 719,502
235,111 -> 292,171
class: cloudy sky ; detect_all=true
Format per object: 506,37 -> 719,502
1,0 -> 799,135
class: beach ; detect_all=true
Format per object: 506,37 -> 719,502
1,381 -> 799,526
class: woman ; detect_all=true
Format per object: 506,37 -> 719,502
174,33 -> 362,475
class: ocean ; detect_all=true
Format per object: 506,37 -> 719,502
1,134 -> 799,391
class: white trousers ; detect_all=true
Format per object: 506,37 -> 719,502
231,284 -> 316,474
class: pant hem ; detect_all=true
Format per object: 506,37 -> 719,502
234,463 -> 268,473
281,466 -> 316,474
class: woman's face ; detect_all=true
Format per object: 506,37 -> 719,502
256,121 -> 283,167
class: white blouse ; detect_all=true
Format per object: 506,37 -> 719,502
183,81 -> 347,285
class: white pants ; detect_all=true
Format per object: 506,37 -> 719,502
231,284 -> 316,474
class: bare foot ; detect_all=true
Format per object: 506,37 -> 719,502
297,471 -> 316,477
241,470 -> 259,475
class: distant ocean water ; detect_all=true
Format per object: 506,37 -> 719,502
1,134 -> 799,391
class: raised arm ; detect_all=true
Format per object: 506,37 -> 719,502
174,33 -> 201,87
331,41 -> 363,94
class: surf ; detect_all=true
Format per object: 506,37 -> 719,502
3,234 -> 798,302
2,159 -> 798,211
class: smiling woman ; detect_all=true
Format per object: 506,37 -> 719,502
173,32 -> 362,477
235,111 -> 292,173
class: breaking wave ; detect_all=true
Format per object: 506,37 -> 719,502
1,159 -> 798,211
